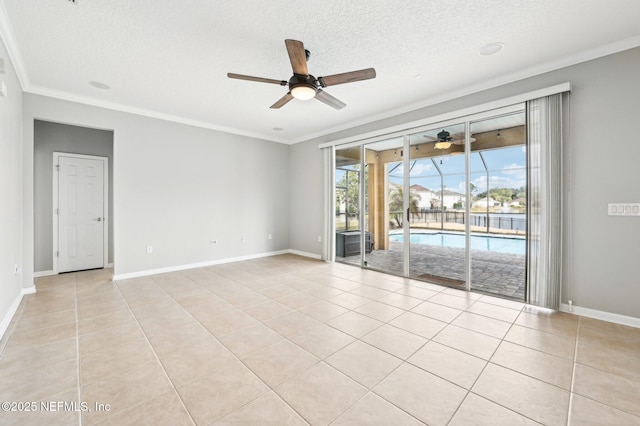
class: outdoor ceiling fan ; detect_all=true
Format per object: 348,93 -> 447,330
430,130 -> 475,149
227,39 -> 376,110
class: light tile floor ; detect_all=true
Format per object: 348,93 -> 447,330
1,254 -> 639,425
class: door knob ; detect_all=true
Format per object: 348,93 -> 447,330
94,217 -> 102,221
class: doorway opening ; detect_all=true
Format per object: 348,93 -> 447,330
34,120 -> 114,276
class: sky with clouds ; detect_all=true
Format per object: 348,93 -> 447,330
388,145 -> 526,195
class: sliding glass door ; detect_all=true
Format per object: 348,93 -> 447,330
335,146 -> 363,265
468,112 -> 527,299
407,123 -> 468,287
333,106 -> 527,301
362,138 -> 406,275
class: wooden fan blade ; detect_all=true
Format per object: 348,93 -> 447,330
227,73 -> 287,85
270,92 -> 294,109
285,39 -> 308,76
451,137 -> 476,145
315,90 -> 346,110
319,68 -> 376,87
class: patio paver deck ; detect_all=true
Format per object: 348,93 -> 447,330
339,241 -> 525,300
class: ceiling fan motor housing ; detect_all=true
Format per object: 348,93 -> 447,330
289,74 -> 318,89
438,129 -> 452,141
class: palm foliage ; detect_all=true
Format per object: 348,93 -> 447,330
388,184 -> 420,228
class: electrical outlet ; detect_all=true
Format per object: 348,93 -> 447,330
210,240 -> 217,245
146,245 -> 153,254
317,236 -> 322,243
608,203 -> 640,216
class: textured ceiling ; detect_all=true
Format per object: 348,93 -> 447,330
1,0 -> 640,144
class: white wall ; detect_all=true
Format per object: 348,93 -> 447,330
0,39 -> 24,336
290,47 -> 640,319
23,94 -> 290,281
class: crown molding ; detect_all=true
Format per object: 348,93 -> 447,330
294,34 -> 640,145
2,0 -> 639,146
0,1 -> 28,89
26,84 -> 289,144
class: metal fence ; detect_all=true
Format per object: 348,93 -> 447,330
408,209 -> 526,232
338,210 -> 526,232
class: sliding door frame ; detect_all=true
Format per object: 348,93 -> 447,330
329,83 -> 569,297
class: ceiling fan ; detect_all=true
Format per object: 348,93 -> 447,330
227,39 -> 376,110
429,130 -> 475,149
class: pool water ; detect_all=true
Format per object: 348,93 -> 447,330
390,232 -> 525,255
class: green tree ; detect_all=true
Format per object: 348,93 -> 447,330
469,182 -> 477,201
388,185 -> 420,228
335,165 -> 366,229
476,187 -> 523,205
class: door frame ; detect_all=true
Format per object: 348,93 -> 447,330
52,152 -> 109,274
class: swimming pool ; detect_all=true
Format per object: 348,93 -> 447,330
389,232 -> 525,255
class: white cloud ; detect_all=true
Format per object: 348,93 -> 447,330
410,162 -> 434,176
390,161 -> 435,178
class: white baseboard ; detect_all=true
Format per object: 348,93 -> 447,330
288,249 -> 322,260
112,250 -> 292,281
0,286 -> 37,342
0,294 -> 22,342
560,303 -> 640,329
34,270 -> 55,278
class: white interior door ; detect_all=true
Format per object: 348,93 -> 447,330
57,154 -> 106,273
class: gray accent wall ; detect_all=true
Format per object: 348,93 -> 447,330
34,120 -> 114,272
289,47 -> 640,319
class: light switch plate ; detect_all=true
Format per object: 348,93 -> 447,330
608,203 -> 640,216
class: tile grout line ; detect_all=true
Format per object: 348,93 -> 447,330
10,258 -> 639,424
205,267 -> 336,425
309,284 -> 431,424
444,305 -> 546,425
366,358 -> 430,424
205,266 -> 428,424
73,273 -> 83,426
565,314 -> 581,425
566,319 -> 640,420
142,271 -> 309,425
445,304 -> 521,425
339,287 -> 477,424
116,266 -> 519,424
111,276 -> 197,426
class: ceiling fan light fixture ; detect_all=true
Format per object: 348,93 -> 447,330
435,129 -> 452,149
291,84 -> 316,100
